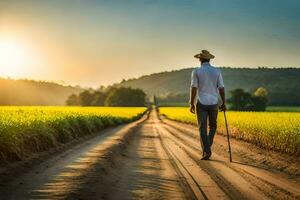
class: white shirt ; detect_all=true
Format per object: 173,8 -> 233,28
191,62 -> 224,105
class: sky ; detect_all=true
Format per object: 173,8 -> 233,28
0,0 -> 299,87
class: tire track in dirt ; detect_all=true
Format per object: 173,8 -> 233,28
162,117 -> 300,177
155,125 -> 229,200
160,118 -> 300,200
159,124 -> 268,200
67,110 -> 188,200
156,127 -> 249,199
152,127 -> 197,200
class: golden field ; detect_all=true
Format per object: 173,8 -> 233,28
0,106 -> 146,162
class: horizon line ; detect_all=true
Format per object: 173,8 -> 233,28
1,65 -> 300,89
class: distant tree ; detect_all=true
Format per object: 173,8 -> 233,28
105,87 -> 146,106
254,87 -> 268,98
90,91 -> 106,106
153,95 -> 158,106
120,79 -> 126,83
228,89 -> 253,111
252,87 -> 268,111
97,85 -> 106,92
78,90 -> 94,106
66,94 -> 80,106
229,88 -> 268,111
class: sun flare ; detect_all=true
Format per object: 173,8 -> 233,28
0,36 -> 33,77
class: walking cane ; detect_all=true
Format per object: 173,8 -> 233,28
223,110 -> 232,162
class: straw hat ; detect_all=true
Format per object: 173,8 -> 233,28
194,50 -> 215,59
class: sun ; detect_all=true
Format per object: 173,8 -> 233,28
0,36 -> 33,77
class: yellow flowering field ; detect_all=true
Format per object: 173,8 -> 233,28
159,107 -> 300,155
0,106 -> 146,162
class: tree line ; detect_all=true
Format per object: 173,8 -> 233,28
0,78 -> 81,105
228,87 -> 268,111
118,67 -> 300,106
155,87 -> 269,111
66,86 -> 146,107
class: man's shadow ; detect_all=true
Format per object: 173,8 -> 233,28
207,157 -> 270,171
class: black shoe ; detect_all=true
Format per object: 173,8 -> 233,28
207,152 -> 212,158
201,152 -> 212,160
201,155 -> 210,160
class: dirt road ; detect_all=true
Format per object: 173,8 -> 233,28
0,109 -> 299,200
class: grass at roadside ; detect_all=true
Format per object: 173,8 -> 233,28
159,107 -> 300,155
0,106 -> 146,163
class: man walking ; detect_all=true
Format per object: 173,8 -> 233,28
189,50 -> 226,160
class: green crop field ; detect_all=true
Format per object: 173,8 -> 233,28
0,106 -> 146,163
159,107 -> 300,155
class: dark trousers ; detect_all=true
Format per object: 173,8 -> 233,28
196,101 -> 218,154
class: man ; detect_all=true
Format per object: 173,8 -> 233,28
189,50 -> 226,160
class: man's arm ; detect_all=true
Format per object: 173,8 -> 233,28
189,87 -> 197,113
217,72 -> 226,111
219,87 -> 226,111
190,69 -> 198,114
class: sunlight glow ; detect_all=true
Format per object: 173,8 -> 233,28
0,36 -> 33,77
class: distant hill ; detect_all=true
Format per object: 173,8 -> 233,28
0,78 -> 82,105
118,67 -> 300,106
